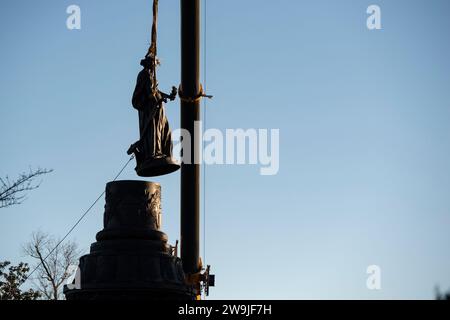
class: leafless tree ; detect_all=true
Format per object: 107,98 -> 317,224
0,168 -> 53,209
23,231 -> 80,300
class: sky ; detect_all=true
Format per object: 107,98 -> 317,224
1,0 -> 450,299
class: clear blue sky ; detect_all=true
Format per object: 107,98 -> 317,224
1,0 -> 450,299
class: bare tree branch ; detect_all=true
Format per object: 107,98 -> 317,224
0,168 -> 53,209
23,231 -> 80,300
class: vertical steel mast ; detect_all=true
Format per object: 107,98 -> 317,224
180,0 -> 201,277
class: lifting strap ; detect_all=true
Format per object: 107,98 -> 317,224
146,0 -> 159,97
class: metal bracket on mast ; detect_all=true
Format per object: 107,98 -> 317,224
184,259 -> 215,299
178,84 -> 213,103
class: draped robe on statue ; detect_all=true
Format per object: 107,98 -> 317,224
131,67 -> 178,177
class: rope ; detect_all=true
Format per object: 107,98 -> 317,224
24,155 -> 135,283
150,0 -> 158,58
145,0 -> 159,97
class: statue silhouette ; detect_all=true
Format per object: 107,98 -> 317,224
128,56 -> 179,177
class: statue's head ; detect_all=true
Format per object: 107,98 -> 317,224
140,54 -> 160,70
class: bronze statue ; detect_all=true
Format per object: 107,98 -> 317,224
127,55 -> 180,177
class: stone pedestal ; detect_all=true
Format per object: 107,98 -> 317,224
64,180 -> 194,300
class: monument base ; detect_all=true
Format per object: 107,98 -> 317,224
64,180 -> 194,300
